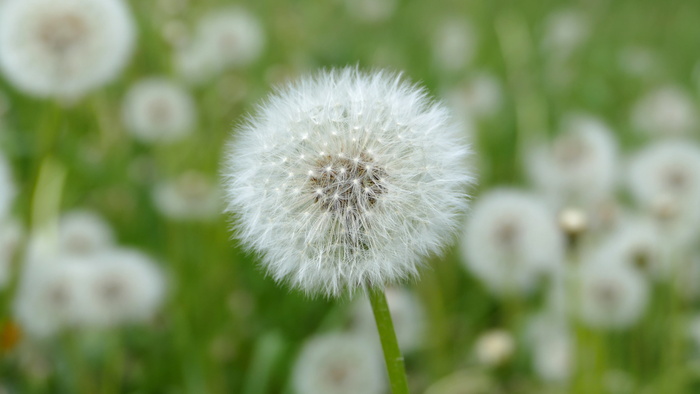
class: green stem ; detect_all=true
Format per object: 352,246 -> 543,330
367,286 -> 409,394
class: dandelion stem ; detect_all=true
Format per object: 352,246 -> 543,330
367,286 -> 409,394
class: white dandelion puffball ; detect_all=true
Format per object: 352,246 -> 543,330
57,210 -> 114,255
343,0 -> 397,23
224,68 -> 473,297
525,312 -> 573,383
474,329 -> 515,367
577,261 -> 649,329
541,8 -> 589,57
461,189 -> 564,296
631,86 -> 697,137
349,287 -> 426,352
628,140 -> 700,209
0,0 -> 135,99
13,260 -> 92,337
122,78 -> 196,144
596,216 -> 667,279
292,333 -> 385,394
174,7 -> 264,84
152,171 -> 220,222
627,140 -> 700,243
83,249 -> 166,326
432,19 -> 477,72
527,113 -> 618,208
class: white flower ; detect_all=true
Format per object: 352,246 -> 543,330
343,0 -> 397,23
460,189 -> 564,296
122,78 -> 196,143
0,219 -> 23,288
525,312 -> 573,383
631,86 -> 697,137
432,18 -> 477,72
595,216 -> 667,279
627,140 -> 700,245
527,113 -> 618,208
577,261 -> 649,329
13,259 -> 92,337
445,72 -> 503,120
224,68 -> 473,297
82,249 -> 166,327
474,329 -> 515,367
292,333 -> 385,394
174,8 -> 264,83
541,8 -> 589,57
348,287 -> 425,352
152,170 -> 220,221
0,0 -> 135,99
617,46 -> 658,77
57,209 -> 114,255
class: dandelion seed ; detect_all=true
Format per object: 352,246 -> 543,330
223,68 -> 473,297
0,0 -> 135,99
57,210 -> 114,255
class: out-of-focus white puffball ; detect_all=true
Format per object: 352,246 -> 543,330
474,329 -> 515,367
617,46 -> 659,78
527,113 -> 618,209
14,259 -> 92,338
152,171 -> 220,222
631,86 -> 698,137
432,18 -> 477,72
292,333 -> 385,394
83,249 -> 166,327
174,8 -> 264,84
576,261 -> 649,330
461,189 -> 565,296
122,78 -> 196,144
0,0 -> 135,99
349,287 -> 426,353
445,72 -> 503,121
525,312 -> 573,383
57,210 -> 114,256
541,8 -> 589,58
627,140 -> 700,246
343,0 -> 397,23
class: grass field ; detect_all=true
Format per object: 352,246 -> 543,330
1,0 -> 700,393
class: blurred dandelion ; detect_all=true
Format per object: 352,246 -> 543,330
461,189 -> 564,296
0,0 -> 135,99
292,333 -> 385,394
122,78 -> 196,144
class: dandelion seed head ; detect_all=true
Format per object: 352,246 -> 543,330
224,68 -> 473,297
461,189 -> 564,296
292,333 -> 385,394
122,77 -> 196,144
0,0 -> 135,99
577,261 -> 649,329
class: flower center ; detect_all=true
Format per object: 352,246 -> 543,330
38,12 -> 89,55
309,152 -> 387,214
